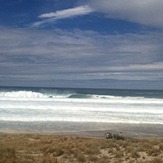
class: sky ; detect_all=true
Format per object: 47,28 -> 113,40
0,0 -> 163,89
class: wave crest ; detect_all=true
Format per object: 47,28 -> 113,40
68,93 -> 91,99
0,91 -> 46,98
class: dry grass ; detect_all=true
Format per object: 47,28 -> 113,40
0,134 -> 162,163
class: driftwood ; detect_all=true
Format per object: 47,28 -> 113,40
105,132 -> 125,140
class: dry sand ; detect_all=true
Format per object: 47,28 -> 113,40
0,133 -> 163,163
0,121 -> 163,163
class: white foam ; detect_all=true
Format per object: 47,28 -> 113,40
0,97 -> 163,113
0,90 -> 163,124
0,91 -> 47,99
0,116 -> 162,124
0,91 -> 162,105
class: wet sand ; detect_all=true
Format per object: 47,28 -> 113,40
0,121 -> 163,137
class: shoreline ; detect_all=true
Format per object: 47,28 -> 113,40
0,121 -> 163,137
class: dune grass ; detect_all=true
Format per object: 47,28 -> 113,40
0,134 -> 162,163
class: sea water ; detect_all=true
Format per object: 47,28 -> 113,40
0,87 -> 163,124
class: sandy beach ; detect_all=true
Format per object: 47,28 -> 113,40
0,122 -> 163,162
1,0 -> 163,161
0,119 -> 163,163
0,134 -> 163,163
0,88 -> 163,162
0,121 -> 163,137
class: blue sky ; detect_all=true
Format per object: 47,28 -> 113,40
0,0 -> 163,89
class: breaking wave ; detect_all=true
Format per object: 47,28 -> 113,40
68,93 -> 91,99
0,90 -> 163,104
0,91 -> 47,99
0,87 -> 163,124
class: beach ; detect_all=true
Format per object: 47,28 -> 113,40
0,121 -> 163,162
0,128 -> 163,163
1,0 -> 163,161
0,87 -> 163,162
0,121 -> 163,138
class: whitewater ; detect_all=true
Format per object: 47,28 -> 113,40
0,87 -> 163,124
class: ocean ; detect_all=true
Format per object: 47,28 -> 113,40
0,86 -> 163,125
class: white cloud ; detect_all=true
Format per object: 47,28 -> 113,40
39,5 -> 93,19
89,0 -> 163,27
32,5 -> 93,27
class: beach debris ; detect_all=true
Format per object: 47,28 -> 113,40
105,132 -> 125,140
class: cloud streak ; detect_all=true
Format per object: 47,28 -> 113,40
89,0 -> 163,27
32,5 -> 93,27
0,27 -> 163,87
31,1 -> 163,28
39,5 -> 93,19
